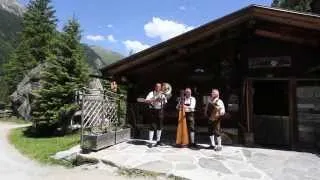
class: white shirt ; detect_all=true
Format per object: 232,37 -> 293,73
176,96 -> 196,112
145,91 -> 167,109
206,97 -> 225,116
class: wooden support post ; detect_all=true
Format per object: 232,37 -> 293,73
288,78 -> 297,149
246,79 -> 253,133
243,78 -> 254,146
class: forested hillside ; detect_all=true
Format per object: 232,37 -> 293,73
0,0 -> 123,103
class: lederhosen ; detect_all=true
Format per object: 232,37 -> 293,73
207,100 -> 222,137
148,93 -> 164,131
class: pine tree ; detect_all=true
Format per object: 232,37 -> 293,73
4,0 -> 57,92
32,18 -> 89,133
271,0 -> 313,12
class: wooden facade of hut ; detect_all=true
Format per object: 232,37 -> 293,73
101,5 -> 320,150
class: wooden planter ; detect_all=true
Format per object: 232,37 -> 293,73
81,128 -> 131,151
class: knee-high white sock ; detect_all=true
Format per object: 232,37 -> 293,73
190,132 -> 195,144
217,136 -> 222,146
149,130 -> 154,142
156,130 -> 162,142
210,135 -> 215,146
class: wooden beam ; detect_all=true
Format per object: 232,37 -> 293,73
253,8 -> 320,31
254,29 -> 319,46
256,21 -> 320,40
126,50 -> 189,75
105,14 -> 251,75
125,34 -> 222,75
128,32 -> 241,75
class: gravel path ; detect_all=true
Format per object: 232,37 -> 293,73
0,122 -> 150,180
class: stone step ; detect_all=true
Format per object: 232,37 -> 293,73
132,127 -> 239,145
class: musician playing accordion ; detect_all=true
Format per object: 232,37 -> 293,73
145,83 -> 167,147
204,89 -> 225,151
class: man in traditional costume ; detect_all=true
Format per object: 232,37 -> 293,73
110,81 -> 118,92
204,89 -> 225,151
176,88 -> 197,148
145,83 -> 167,147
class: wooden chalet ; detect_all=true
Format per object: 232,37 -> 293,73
101,5 -> 320,150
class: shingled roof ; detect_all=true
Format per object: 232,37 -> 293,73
101,4 -> 320,77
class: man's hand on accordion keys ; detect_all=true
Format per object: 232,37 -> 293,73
144,99 -> 152,104
145,97 -> 164,104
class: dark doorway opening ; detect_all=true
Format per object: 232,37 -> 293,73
252,80 -> 290,148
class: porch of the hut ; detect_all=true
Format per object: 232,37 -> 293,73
101,5 -> 320,151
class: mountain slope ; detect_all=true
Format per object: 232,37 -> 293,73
83,44 -> 123,76
0,0 -> 123,77
0,0 -> 23,102
90,45 -> 123,65
0,3 -> 22,75
0,0 -> 24,16
0,0 -> 123,103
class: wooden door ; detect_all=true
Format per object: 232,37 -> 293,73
251,79 -> 291,148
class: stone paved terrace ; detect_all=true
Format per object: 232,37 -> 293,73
77,140 -> 320,180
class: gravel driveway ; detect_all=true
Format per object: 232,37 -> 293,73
0,122 -> 150,180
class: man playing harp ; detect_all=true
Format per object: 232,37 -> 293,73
176,88 -> 197,148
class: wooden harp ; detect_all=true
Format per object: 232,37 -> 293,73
176,90 -> 189,146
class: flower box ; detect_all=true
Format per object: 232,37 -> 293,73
81,128 -> 131,151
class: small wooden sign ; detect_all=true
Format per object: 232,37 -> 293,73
248,56 -> 291,69
297,87 -> 320,98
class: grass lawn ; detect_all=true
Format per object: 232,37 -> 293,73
9,127 -> 80,166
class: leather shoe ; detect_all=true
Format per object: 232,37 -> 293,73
189,143 -> 198,149
155,141 -> 164,146
214,146 -> 222,151
147,142 -> 154,148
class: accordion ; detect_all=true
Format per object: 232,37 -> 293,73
207,102 -> 221,121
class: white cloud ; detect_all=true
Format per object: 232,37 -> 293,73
179,6 -> 186,11
107,24 -> 113,28
86,35 -> 105,41
144,17 -> 194,41
123,40 -> 150,54
107,35 -> 116,42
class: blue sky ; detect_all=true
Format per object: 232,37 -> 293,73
18,0 -> 272,56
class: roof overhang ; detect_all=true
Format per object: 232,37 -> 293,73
101,5 -> 320,77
